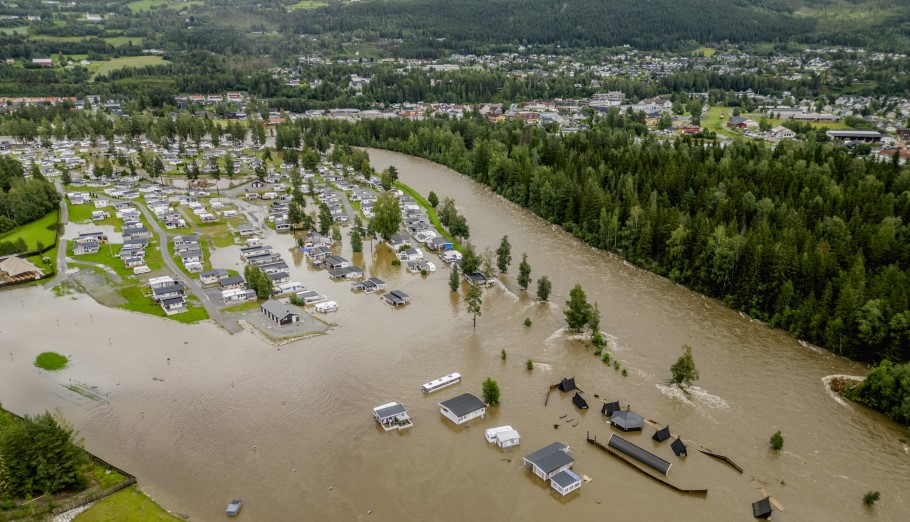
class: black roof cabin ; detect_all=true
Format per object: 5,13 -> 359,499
671,437 -> 687,457
752,497 -> 772,519
602,401 -> 621,417
557,377 -> 577,393
572,392 -> 588,410
653,426 -> 671,443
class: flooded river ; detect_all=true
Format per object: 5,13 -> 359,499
2,148 -> 908,521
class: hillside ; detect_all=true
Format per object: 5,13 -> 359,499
284,0 -> 910,53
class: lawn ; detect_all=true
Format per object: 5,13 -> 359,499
68,202 -> 120,228
221,299 -> 262,313
702,106 -> 739,140
748,114 -> 851,131
103,36 -> 144,47
74,485 -> 180,522
126,0 -> 203,12
34,351 -> 68,371
94,56 -> 170,77
69,241 -> 137,280
287,0 -> 328,9
394,181 -> 461,250
0,209 -> 58,252
116,287 -> 209,324
693,47 -> 716,57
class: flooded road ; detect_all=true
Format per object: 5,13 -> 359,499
2,148 -> 908,521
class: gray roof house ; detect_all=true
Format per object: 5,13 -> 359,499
260,300 -> 300,326
522,442 -> 575,481
438,392 -> 487,426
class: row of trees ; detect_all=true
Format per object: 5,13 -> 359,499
303,114 -> 910,364
0,409 -> 86,499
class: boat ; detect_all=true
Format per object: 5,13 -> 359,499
226,500 -> 242,516
484,425 -> 515,444
421,372 -> 462,394
373,402 -> 414,431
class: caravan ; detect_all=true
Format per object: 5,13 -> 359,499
315,301 -> 339,313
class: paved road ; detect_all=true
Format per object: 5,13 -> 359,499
138,203 -> 242,333
44,180 -> 69,288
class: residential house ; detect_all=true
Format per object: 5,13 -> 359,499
328,266 -> 364,280
324,256 -> 351,270
522,442 -> 575,481
200,268 -> 229,285
259,261 -> 289,275
381,290 -> 411,307
159,296 -> 187,315
351,277 -> 386,293
72,240 -> 99,256
147,276 -> 174,289
396,248 -> 423,262
152,283 -> 186,302
219,275 -> 246,290
387,234 -> 411,251
438,392 -> 487,426
122,226 -> 150,241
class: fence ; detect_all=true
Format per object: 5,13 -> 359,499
49,476 -> 137,515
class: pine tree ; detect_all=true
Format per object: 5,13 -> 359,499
466,282 -> 482,328
449,263 -> 460,291
351,230 -> 363,253
496,235 -> 512,273
517,253 -> 531,291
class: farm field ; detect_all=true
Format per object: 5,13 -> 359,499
95,56 -> 170,76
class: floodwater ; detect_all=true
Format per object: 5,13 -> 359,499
1,148 -> 908,521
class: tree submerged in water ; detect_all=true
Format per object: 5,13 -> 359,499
482,377 -> 500,406
770,430 -> 784,451
670,344 -> 699,387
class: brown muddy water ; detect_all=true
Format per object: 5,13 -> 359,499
1,148 -> 908,521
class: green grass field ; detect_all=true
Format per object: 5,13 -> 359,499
95,56 -> 169,77
75,485 -> 180,521
68,202 -> 118,227
103,36 -> 145,47
126,0 -> 203,12
743,113 -> 852,131
29,35 -> 88,43
35,351 -> 68,371
0,26 -> 28,35
0,210 -> 58,251
693,47 -> 716,57
288,0 -> 328,9
702,106 -> 739,140
115,286 -> 209,324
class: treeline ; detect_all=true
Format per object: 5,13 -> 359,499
846,359 -> 910,425
285,0 -> 816,53
296,115 -> 910,363
0,156 -> 60,234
